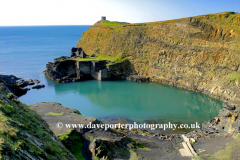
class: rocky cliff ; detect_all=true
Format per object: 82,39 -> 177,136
77,12 -> 240,101
44,56 -> 134,83
0,83 -> 76,159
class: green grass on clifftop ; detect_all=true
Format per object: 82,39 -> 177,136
73,53 -> 128,65
100,20 -> 128,26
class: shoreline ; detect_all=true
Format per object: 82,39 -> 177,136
1,73 -> 239,159
29,96 -> 240,160
1,11 -> 240,159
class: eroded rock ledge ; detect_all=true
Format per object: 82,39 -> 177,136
0,75 -> 44,97
43,48 -> 133,83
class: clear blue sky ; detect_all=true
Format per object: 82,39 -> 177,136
0,0 -> 239,26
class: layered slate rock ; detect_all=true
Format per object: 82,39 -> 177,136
0,84 -> 76,160
77,12 -> 240,102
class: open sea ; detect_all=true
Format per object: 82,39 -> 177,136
0,26 -> 222,131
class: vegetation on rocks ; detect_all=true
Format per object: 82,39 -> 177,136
44,112 -> 64,116
207,133 -> 240,160
98,20 -> 129,26
58,130 -> 84,160
73,52 -> 128,65
226,72 -> 240,81
0,86 -> 76,159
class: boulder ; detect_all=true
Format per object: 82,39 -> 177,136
16,80 -> 28,87
26,79 -> 35,85
32,84 -> 45,89
218,108 -> 230,117
223,101 -> 240,110
33,79 -> 40,83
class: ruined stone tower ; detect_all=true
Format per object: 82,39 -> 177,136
101,16 -> 106,20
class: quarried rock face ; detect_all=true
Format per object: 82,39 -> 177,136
44,57 -> 134,82
44,60 -> 81,83
77,12 -> 240,102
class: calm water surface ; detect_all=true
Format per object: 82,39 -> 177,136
0,26 -> 222,128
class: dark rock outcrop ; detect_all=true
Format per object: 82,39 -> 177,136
0,75 -> 43,96
70,47 -> 86,58
44,58 -> 134,83
33,79 -> 40,83
44,60 -> 81,83
0,75 -> 29,96
89,137 -> 132,160
32,84 -> 45,89
187,101 -> 240,140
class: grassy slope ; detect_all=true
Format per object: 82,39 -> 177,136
0,87 -> 76,160
77,12 -> 240,101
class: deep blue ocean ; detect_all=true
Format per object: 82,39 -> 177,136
0,26 -> 222,130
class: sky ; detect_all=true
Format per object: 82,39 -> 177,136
0,0 -> 239,26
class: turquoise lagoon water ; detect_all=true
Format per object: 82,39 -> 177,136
0,26 -> 222,126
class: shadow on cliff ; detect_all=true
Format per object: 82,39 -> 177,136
107,59 -> 137,80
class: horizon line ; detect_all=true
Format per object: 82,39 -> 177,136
0,24 -> 93,27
